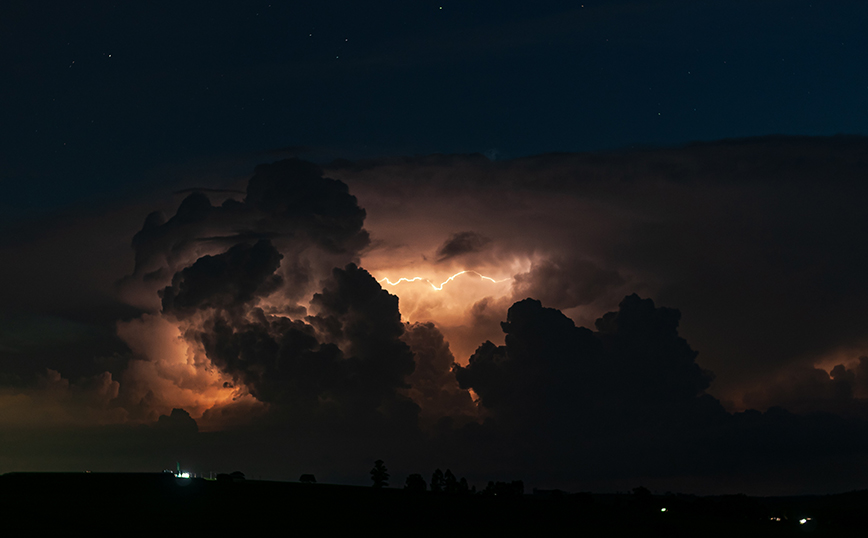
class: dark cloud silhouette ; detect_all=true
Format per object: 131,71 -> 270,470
124,159 -> 369,311
137,159 -> 368,269
177,261 -> 419,429
244,159 -> 369,255
155,407 -> 199,434
741,358 -> 868,418
448,295 -> 868,493
160,240 -> 284,315
110,160 -> 410,432
435,231 -> 492,262
307,264 -> 418,421
173,188 -> 246,195
455,295 -> 723,439
512,257 -> 624,310
401,322 -> 477,426
198,312 -> 336,407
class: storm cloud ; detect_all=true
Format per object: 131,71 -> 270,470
335,135 -> 868,409
187,263 -> 419,429
161,240 -> 285,315
6,138 -> 868,494
435,231 -> 492,262
455,295 -> 723,438
133,161 -> 422,431
511,257 -> 625,310
446,295 -> 868,493
123,159 -> 370,312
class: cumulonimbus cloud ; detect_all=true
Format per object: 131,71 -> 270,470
8,139 -> 868,493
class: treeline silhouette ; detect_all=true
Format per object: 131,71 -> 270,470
370,460 -> 523,498
403,469 -> 476,494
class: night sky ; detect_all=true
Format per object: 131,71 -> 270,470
2,0 -> 868,495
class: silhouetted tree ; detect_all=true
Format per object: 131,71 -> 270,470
404,473 -> 427,492
444,469 -> 458,494
299,474 -> 316,484
632,486 -> 652,498
458,477 -> 469,495
510,480 -> 524,496
371,460 -> 389,488
482,480 -> 524,497
430,469 -> 444,493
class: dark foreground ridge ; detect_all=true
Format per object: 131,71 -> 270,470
3,472 -> 867,536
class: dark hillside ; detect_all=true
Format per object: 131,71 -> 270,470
3,473 -> 866,536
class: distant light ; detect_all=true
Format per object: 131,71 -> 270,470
799,519 -> 807,525
176,472 -> 191,479
660,508 -> 667,512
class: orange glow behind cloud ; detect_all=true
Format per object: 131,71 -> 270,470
368,261 -> 531,363
116,314 -> 266,431
379,270 -> 510,291
373,267 -> 513,319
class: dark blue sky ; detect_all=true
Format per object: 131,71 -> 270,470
2,0 -> 867,220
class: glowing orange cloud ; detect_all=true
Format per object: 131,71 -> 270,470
378,270 -> 510,291
370,263 -> 526,363
116,314 -> 266,430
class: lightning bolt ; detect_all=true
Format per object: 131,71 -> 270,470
378,270 -> 510,291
